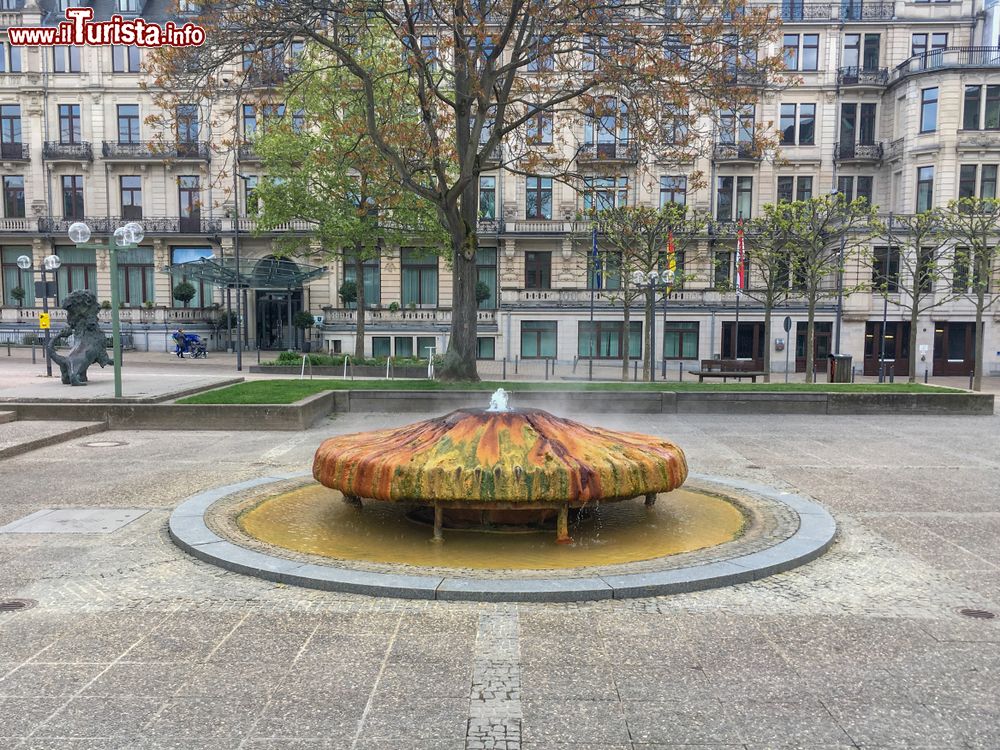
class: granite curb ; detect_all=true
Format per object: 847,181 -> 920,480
168,472 -> 837,602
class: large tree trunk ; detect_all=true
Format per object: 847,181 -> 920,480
805,297 -> 816,384
908,301 -> 919,384
974,299 -> 985,391
353,248 -> 365,361
762,301 -> 772,383
438,216 -> 480,382
644,287 -> 655,381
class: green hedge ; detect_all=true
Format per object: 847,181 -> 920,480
264,351 -> 434,368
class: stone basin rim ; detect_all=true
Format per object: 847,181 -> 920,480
168,471 -> 837,602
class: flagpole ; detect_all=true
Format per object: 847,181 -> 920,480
589,224 -> 597,381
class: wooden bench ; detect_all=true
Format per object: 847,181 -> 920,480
689,359 -> 767,383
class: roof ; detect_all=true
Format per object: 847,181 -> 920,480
162,256 -> 327,290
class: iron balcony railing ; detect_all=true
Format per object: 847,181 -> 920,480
770,1 -> 894,21
39,216 -> 223,235
713,142 -> 760,161
102,141 -> 211,160
894,47 -> 1000,80
837,67 -> 889,86
0,142 -> 28,160
42,141 -> 92,160
238,143 -> 259,161
835,142 -> 883,161
577,142 -> 638,162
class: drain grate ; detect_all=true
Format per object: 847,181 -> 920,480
82,441 -> 128,448
0,599 -> 37,612
959,608 -> 997,620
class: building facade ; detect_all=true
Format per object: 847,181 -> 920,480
1,0 -> 999,378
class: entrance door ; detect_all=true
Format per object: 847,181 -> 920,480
795,321 -> 832,372
863,320 -> 912,376
933,321 -> 976,376
721,321 -> 764,365
255,290 -> 303,349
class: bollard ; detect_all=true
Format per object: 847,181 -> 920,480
544,358 -> 549,380
257,348 -> 261,364
679,361 -> 683,382
5,341 -> 9,356
633,359 -> 638,381
969,370 -> 974,390
889,364 -> 894,384
551,358 -> 555,376
924,368 -> 928,384
514,356 -> 519,375
661,358 -> 667,379
502,357 -> 507,380
851,366 -> 856,383
31,340 -> 36,364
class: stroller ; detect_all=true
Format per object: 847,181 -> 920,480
173,331 -> 207,359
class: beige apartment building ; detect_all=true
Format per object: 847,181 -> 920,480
1,0 -> 999,378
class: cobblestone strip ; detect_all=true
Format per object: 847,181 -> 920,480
466,607 -> 522,750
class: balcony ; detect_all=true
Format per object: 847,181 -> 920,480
885,137 -> 904,160
834,142 -> 883,162
39,216 -> 223,235
503,220 -> 590,235
577,142 -> 638,163
713,143 -> 760,162
229,217 -> 317,233
43,141 -> 93,161
102,141 -> 211,161
768,1 -> 894,22
0,217 -> 34,232
477,219 -> 501,235
322,308 -> 496,326
246,66 -> 296,87
0,142 -> 29,161
837,67 -> 889,87
893,47 -> 1000,81
238,143 -> 260,161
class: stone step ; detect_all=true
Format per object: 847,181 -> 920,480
0,411 -> 16,425
0,420 -> 106,461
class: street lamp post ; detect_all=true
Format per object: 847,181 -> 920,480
16,253 -> 61,377
67,220 -> 144,399
630,268 -> 676,382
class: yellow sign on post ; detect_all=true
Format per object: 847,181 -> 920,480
38,313 -> 50,330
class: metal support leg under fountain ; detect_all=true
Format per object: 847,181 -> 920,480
556,504 -> 572,544
432,503 -> 444,543
343,494 -> 363,509
645,492 -> 657,507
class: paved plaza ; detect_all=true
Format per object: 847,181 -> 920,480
0,400 -> 999,748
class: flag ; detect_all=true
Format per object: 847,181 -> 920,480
592,225 -> 601,287
735,221 -> 746,295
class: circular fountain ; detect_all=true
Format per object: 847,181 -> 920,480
312,389 -> 688,544
169,389 -> 837,601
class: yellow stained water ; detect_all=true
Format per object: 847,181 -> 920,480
238,484 -> 745,570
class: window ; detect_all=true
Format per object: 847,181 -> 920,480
418,35 -> 437,70
780,103 -> 816,145
0,105 -> 21,159
584,97 -> 629,154
663,105 -> 688,145
117,104 -> 140,144
2,248 -> 33,307
170,247 -> 214,307
583,176 -> 628,212
112,45 -> 141,73
394,336 -> 414,358
526,108 -> 553,145
783,34 -> 819,71
588,251 -> 621,291
61,175 -> 84,219
521,321 -> 557,359
3,176 -> 24,218
342,253 -> 380,309
524,251 -> 551,290
837,175 -> 873,203
950,248 -> 989,294
577,321 -> 642,359
714,251 -> 733,288
176,104 -> 199,147
920,88 -> 938,133
118,0 -> 140,12
120,176 -> 142,220
117,247 -> 154,306
719,106 -> 755,145
0,43 -> 22,73
53,46 -> 81,73
178,175 -> 200,231
963,85 -> 982,130
526,35 -> 553,72
401,248 -> 438,306
982,165 -> 998,199
54,247 -> 96,304
243,175 -> 259,215
291,109 -> 305,132
916,166 -> 934,212
416,336 -> 436,359
988,86 -> 1000,130
372,337 -> 391,358
911,33 -> 947,65
477,248 -> 497,309
178,0 -> 199,11
477,337 -> 495,360
663,33 -> 690,63
843,34 -> 880,71
872,246 -> 900,292
716,176 -> 752,221
664,321 -> 699,359
958,164 -> 998,199
525,177 -> 552,219
242,105 -> 257,138
58,104 -> 81,144
478,176 -> 496,220
777,176 -> 813,202
659,176 -> 686,206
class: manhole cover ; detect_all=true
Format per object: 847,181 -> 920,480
0,599 -> 36,612
959,608 -> 997,620
82,441 -> 128,448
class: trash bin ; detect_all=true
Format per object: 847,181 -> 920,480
828,353 -> 852,383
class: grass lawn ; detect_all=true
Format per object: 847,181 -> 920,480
177,378 -> 953,405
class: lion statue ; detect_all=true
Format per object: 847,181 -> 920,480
47,289 -> 113,386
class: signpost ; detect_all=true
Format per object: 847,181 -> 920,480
38,313 -> 50,330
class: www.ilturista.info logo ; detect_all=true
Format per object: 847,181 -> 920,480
8,7 -> 205,47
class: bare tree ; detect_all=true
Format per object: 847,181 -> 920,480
939,198 -> 1000,391
149,0 -> 787,379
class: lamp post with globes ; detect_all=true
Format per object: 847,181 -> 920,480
67,220 -> 144,399
16,252 -> 61,377
630,267 -> 676,382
